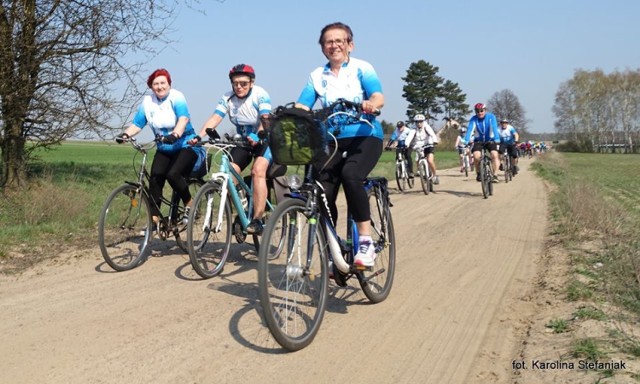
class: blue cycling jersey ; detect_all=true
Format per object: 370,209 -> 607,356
296,57 -> 384,140
132,88 -> 205,171
499,125 -> 518,145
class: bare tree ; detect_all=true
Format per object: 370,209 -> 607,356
487,89 -> 529,135
0,0 -> 206,189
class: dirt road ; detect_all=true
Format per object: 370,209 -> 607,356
0,158 -> 547,384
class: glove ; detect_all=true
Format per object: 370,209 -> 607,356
161,133 -> 178,144
115,132 -> 129,144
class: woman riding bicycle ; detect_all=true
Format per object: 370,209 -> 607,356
295,21 -> 384,268
387,121 -> 415,177
189,64 -> 272,235
454,127 -> 470,173
116,68 -> 206,231
412,114 -> 439,184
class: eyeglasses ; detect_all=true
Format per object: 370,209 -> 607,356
475,109 -> 486,113
322,38 -> 349,48
231,80 -> 251,88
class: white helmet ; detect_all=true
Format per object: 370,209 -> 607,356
414,114 -> 426,122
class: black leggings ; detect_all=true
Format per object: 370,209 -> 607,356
314,136 -> 382,225
149,148 -> 198,217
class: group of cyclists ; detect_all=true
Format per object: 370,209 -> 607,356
386,103 -> 523,187
115,21 -> 384,268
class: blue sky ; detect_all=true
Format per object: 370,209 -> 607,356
135,0 -> 640,137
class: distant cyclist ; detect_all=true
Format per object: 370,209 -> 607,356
454,127 -> 470,173
462,103 -> 501,183
498,118 -> 520,175
387,121 -> 415,178
412,114 -> 440,184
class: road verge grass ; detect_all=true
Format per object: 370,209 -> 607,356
531,151 -> 640,378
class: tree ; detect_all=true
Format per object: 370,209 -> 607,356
439,79 -> 470,122
552,68 -> 640,153
0,0 -> 204,190
487,89 -> 530,135
402,60 -> 444,123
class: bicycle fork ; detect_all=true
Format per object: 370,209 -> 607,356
203,173 -> 229,234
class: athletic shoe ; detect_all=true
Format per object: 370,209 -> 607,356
460,166 -> 464,173
492,175 -> 500,183
353,240 -> 376,268
408,172 -> 414,179
246,219 -> 264,235
182,206 -> 191,226
433,175 -> 440,185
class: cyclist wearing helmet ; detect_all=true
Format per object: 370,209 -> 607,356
454,126 -> 470,173
412,114 -> 440,184
462,103 -> 501,182
295,22 -> 384,268
498,118 -> 520,175
190,64 -> 272,235
387,121 -> 415,177
117,68 -> 206,230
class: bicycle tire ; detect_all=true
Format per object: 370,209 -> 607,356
257,198 -> 329,351
488,160 -> 494,196
187,182 -> 232,279
98,184 -> 152,271
464,156 -> 470,177
480,158 -> 489,199
395,162 -> 405,192
358,185 -> 396,303
174,178 -> 205,253
406,160 -> 414,189
419,161 -> 429,195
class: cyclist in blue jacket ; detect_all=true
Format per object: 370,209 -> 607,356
462,103 -> 501,183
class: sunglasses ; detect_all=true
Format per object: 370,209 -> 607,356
231,80 -> 251,88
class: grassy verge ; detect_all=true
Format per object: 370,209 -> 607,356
531,151 -> 640,367
0,141 -> 460,273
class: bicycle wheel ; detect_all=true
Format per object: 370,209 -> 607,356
98,184 -> 152,271
406,160 -> 414,189
395,162 -> 405,192
487,161 -> 494,196
503,156 -> 510,183
175,178 -> 205,253
187,182 -> 232,279
359,184 -> 396,303
464,156 -> 469,177
419,161 -> 429,195
258,198 -> 329,351
480,159 -> 489,199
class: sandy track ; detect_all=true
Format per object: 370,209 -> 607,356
0,158 -> 546,384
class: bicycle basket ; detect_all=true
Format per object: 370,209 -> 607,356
267,104 -> 326,165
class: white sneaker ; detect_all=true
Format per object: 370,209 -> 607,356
433,175 -> 440,185
354,240 -> 376,268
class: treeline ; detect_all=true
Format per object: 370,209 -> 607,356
553,68 -> 640,153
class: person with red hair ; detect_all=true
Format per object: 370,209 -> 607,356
116,68 -> 205,232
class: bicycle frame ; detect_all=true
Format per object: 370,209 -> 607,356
125,139 -> 183,231
201,142 -> 275,234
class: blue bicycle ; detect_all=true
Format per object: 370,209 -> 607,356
257,99 -> 396,351
186,133 -> 287,279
